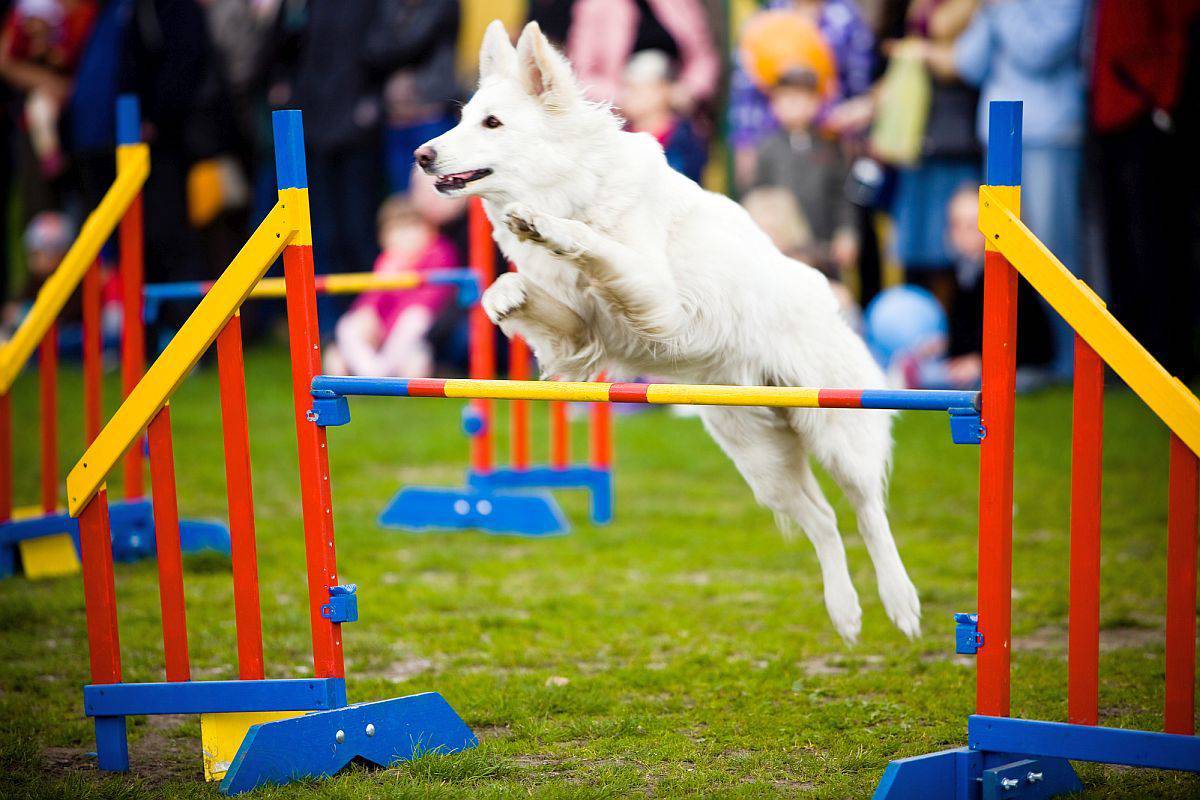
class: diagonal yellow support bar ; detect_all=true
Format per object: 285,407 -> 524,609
979,187 -> 1200,456
66,199 -> 302,515
250,272 -> 425,298
0,144 -> 150,394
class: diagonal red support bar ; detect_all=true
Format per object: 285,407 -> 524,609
82,258 -> 103,445
1068,335 -> 1104,725
40,324 -> 58,513
79,491 -> 122,683
147,405 -> 190,681
1165,433 -> 1198,735
217,315 -> 265,680
120,191 -> 145,499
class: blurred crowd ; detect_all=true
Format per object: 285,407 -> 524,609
0,0 -> 1197,387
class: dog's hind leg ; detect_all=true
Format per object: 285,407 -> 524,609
501,203 -> 687,341
813,413 -> 921,640
700,407 -> 862,644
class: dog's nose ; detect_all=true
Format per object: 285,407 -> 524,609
414,145 -> 437,172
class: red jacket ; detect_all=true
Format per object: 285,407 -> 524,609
1091,0 -> 1200,131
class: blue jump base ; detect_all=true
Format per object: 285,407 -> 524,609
0,498 -> 230,577
83,676 -> 475,795
222,692 -> 477,795
874,715 -> 1200,799
379,465 -> 612,537
380,485 -> 568,536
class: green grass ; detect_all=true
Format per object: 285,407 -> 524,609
0,346 -> 1197,798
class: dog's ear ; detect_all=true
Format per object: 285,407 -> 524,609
478,20 -> 516,83
515,21 -> 578,110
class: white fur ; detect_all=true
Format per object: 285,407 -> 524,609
419,21 -> 920,642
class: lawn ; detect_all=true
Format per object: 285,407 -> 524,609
0,346 -> 1197,799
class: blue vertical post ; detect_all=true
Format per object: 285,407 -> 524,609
94,716 -> 129,771
985,100 -> 1022,187
116,95 -> 140,146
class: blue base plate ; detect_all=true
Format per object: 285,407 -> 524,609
220,691 -> 477,795
379,487 -> 567,537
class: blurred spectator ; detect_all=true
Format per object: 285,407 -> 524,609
2,209 -> 74,332
919,0 -> 1087,381
260,0 -> 395,331
729,0 -> 876,189
325,193 -> 458,378
741,185 -> 814,261
0,0 -> 97,209
1092,0 -> 1200,378
375,0 -> 462,194
620,49 -> 707,182
566,0 -> 718,113
119,0 -> 215,346
883,0 -> 979,303
753,65 -> 856,277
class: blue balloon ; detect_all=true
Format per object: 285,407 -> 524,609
863,285 -> 948,367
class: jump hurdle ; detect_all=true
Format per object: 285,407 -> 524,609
66,110 -> 475,795
379,199 -> 616,537
0,95 -> 227,580
872,101 -> 1200,798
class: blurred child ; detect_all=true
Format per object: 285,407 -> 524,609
2,210 -> 74,333
324,195 -> 458,378
0,0 -> 97,177
742,185 -> 861,332
619,50 -> 707,183
753,65 -> 856,277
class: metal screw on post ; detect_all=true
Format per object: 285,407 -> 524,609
365,723 -> 375,737
1027,771 -> 1043,783
1000,777 -> 1020,790
335,729 -> 345,744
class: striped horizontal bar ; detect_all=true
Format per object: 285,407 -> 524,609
312,375 -> 979,412
84,678 -> 347,716
145,269 -> 476,301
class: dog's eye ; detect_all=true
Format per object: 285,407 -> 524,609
483,115 -> 503,129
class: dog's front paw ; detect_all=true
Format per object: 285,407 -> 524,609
481,272 -> 527,324
503,204 -> 586,258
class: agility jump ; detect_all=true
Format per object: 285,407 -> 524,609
63,102 -> 1197,795
0,95 -> 226,580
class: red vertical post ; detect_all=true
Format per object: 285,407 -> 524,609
274,110 -> 344,680
509,333 -> 530,469
39,324 -> 59,512
590,372 -> 612,469
550,402 -> 570,469
977,101 -> 1022,719
217,315 -> 265,680
120,190 -> 145,499
1068,335 -> 1104,725
468,198 -> 494,474
79,491 -> 122,683
82,258 -> 103,445
1165,432 -> 1198,735
147,406 -> 190,681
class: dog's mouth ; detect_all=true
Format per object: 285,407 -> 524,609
434,168 -> 493,193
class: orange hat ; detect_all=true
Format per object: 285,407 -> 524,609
740,10 -> 837,98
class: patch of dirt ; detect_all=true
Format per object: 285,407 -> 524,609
40,714 -> 199,789
1015,624 -> 1164,654
383,656 -> 436,681
798,653 -> 884,676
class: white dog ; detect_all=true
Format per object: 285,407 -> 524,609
415,21 -> 920,643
